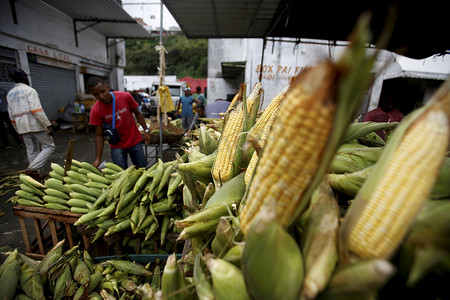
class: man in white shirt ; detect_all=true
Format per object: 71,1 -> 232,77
7,68 -> 55,179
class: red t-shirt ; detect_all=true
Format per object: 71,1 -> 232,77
89,91 -> 142,149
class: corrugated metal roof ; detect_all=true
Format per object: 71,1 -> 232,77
164,0 -> 281,38
41,0 -> 151,39
163,0 -> 449,59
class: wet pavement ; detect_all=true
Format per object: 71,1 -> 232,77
0,128 -> 181,254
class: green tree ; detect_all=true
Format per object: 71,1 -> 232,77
125,33 -> 207,78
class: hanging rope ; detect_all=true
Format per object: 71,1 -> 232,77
155,44 -> 169,124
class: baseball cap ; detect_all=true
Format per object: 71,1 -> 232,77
9,68 -> 28,82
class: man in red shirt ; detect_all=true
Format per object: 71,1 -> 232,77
87,77 -> 151,169
363,96 -> 404,140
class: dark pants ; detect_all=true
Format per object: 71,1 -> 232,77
110,142 -> 147,169
0,111 -> 22,147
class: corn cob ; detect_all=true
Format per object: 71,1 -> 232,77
20,183 -> 45,197
239,61 -> 337,235
106,260 -> 151,276
320,259 -> 395,299
50,162 -> 65,176
244,86 -> 289,184
15,189 -> 44,203
193,253 -> 214,300
17,198 -> 45,207
245,81 -> 262,115
340,81 -> 450,261
86,172 -> 111,185
247,85 -> 288,141
241,206 -> 304,300
204,254 -> 251,300
45,202 -> 70,211
45,188 -> 70,199
212,101 -> 244,185
0,252 -> 20,300
161,253 -> 187,300
20,174 -> 45,189
66,170 -> 89,183
300,182 -> 339,300
20,264 -> 45,300
45,178 -> 72,194
49,171 -> 64,181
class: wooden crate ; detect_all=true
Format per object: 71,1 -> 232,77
12,205 -> 90,259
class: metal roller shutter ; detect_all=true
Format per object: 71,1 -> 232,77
0,47 -> 17,91
29,62 -> 77,120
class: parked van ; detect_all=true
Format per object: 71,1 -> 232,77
148,81 -> 187,115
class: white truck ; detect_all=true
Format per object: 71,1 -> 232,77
148,81 -> 187,115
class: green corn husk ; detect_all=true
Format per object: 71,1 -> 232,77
204,254 -> 250,300
241,205 -> 304,300
430,157 -> 450,199
178,218 -> 220,240
151,264 -> 161,291
0,254 -> 20,300
74,259 -> 92,285
343,121 -> 399,142
193,253 -> 214,300
176,172 -> 245,229
53,264 -> 72,300
161,253 -> 187,300
12,294 -> 33,300
199,123 -> 218,155
330,147 -> 383,174
106,260 -> 151,276
222,243 -> 245,268
0,248 -> 18,277
327,165 -> 374,197
211,217 -> 235,257
20,264 -> 45,300
318,259 -> 396,300
168,172 -> 183,196
37,240 -> 64,283
300,182 -> 340,300
401,200 -> 450,287
176,151 -> 217,185
357,131 -> 386,147
157,165 -> 174,195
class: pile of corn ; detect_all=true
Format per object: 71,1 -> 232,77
5,15 -> 450,299
0,241 -> 165,300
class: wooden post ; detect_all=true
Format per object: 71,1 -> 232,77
64,139 -> 76,175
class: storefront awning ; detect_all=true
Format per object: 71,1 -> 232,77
41,0 -> 152,39
163,0 -> 448,59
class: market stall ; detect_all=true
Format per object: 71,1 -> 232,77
1,9 -> 449,300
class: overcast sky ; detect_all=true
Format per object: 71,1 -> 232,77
121,0 -> 180,29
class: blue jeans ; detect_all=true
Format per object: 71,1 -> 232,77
110,142 -> 146,169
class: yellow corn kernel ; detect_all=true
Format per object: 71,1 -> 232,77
212,102 -> 244,184
246,82 -> 262,113
240,61 -> 337,235
347,109 -> 449,259
248,85 -> 289,140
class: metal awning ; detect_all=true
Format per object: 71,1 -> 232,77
40,0 -> 152,40
163,0 -> 448,59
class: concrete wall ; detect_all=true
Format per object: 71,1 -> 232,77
0,0 -> 124,91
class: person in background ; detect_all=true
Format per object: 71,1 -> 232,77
363,95 -> 404,140
187,104 -> 205,136
0,87 -> 23,149
87,77 -> 151,170
195,86 -> 206,105
7,68 -> 55,179
205,94 -> 234,118
178,87 -> 200,132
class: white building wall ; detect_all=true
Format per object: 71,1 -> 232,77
0,0 -> 124,91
